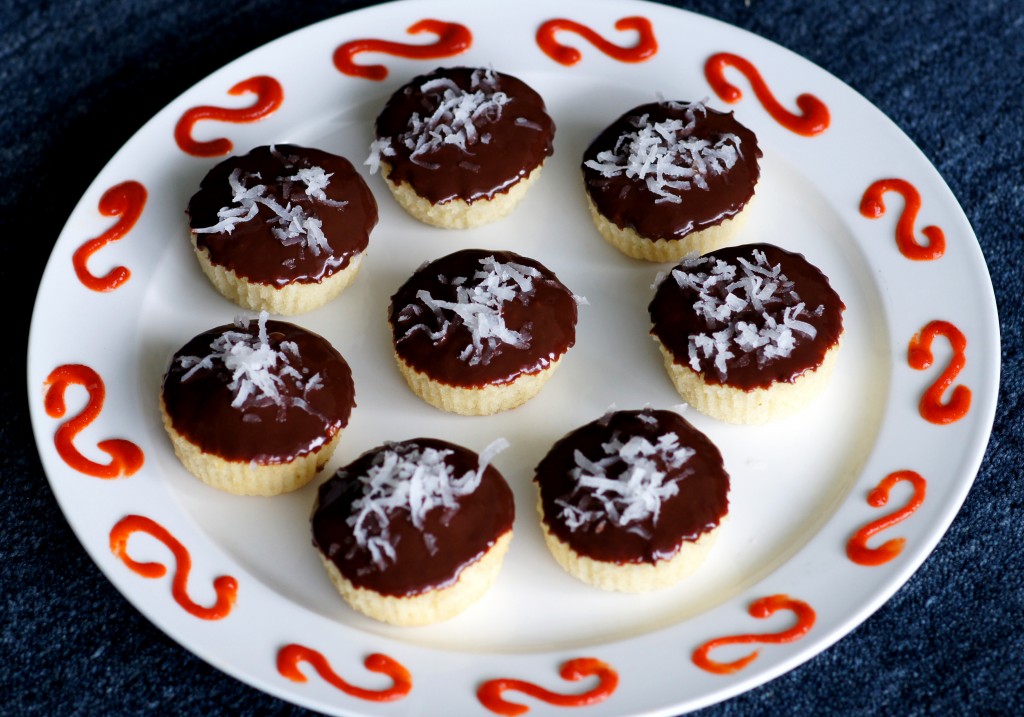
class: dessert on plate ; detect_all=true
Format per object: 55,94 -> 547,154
311,437 -> 514,626
388,248 -> 580,415
187,143 -> 378,315
581,99 -> 761,261
534,408 -> 730,592
159,312 -> 355,495
648,242 -> 845,423
367,66 -> 555,228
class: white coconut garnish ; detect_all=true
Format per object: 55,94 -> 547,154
365,137 -> 395,174
345,438 -> 508,570
514,117 -> 544,131
399,255 -> 542,366
367,67 -> 511,172
193,147 -> 345,256
584,100 -> 742,204
556,431 -> 694,538
664,250 -> 821,377
176,311 -> 322,411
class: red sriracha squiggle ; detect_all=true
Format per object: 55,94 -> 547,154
72,181 -> 147,292
536,17 -> 657,66
477,658 -> 618,716
692,595 -> 816,674
44,364 -> 144,479
277,644 -> 412,702
333,20 -> 472,81
704,52 -> 829,136
847,470 -> 928,566
860,178 -> 946,260
908,320 -> 972,424
110,515 -> 238,620
174,75 -> 284,157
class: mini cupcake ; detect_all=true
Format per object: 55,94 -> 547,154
159,313 -> 355,496
534,408 -> 729,592
648,243 -> 845,423
388,248 -> 580,415
582,100 -> 761,261
311,437 -> 514,626
187,144 -> 378,314
367,66 -> 555,228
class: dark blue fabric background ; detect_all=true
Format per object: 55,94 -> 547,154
3,0 -> 1021,714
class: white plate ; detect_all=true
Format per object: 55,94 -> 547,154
27,0 -> 999,715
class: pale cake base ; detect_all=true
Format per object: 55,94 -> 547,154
318,530 -> 513,626
191,234 -> 363,315
538,499 -> 721,593
381,161 -> 545,229
159,395 -> 341,496
393,351 -> 563,416
655,338 -> 842,424
585,193 -> 755,262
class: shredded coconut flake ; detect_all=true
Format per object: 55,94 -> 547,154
345,439 -> 508,570
514,116 -> 544,131
584,100 -> 742,203
399,255 -> 542,366
365,137 -> 396,174
556,430 -> 694,538
176,311 -> 323,410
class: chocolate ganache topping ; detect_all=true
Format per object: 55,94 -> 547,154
582,100 -> 761,241
368,66 -> 555,204
161,314 -> 355,463
649,243 -> 845,390
389,248 -> 579,388
535,409 -> 729,564
311,437 -> 514,597
187,144 -> 378,286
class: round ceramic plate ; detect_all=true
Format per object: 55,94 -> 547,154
27,0 -> 999,715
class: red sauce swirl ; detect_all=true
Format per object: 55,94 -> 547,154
534,409 -> 729,565
692,594 -> 816,674
174,75 -> 283,157
907,320 -> 971,424
704,52 -> 830,136
44,364 -> 144,479
277,644 -> 412,701
860,178 -> 946,261
110,514 -> 238,620
333,19 -> 472,80
477,658 -> 619,715
536,17 -> 657,66
72,180 -> 147,292
846,470 -> 927,566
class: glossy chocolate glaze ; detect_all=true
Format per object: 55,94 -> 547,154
389,248 -> 578,388
311,438 -> 515,597
187,144 -> 377,286
162,319 -> 354,462
535,409 -> 729,564
649,243 -> 845,390
373,66 -> 555,204
582,101 -> 761,241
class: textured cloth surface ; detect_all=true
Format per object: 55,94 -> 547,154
3,0 -> 1022,715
